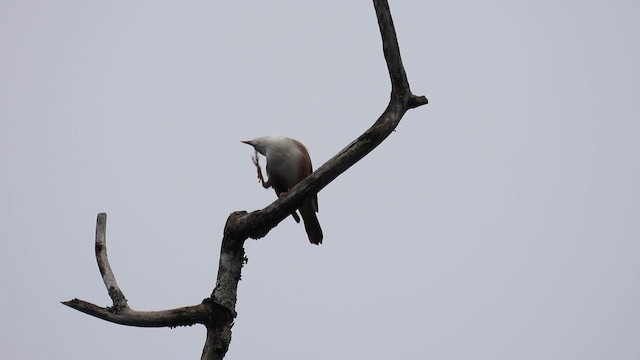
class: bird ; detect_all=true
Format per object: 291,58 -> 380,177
241,136 -> 323,245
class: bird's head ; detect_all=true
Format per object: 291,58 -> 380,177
241,136 -> 280,156
241,139 -> 262,156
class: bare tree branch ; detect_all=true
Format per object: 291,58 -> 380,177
375,0 -> 411,96
63,1 -> 427,359
62,214 -> 228,329
227,0 -> 428,241
93,213 -> 128,311
62,298 -> 212,328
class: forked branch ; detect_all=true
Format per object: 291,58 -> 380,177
63,2 -> 427,359
62,214 -> 227,328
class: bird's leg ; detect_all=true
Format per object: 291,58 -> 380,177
251,152 -> 271,189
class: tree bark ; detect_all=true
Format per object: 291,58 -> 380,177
62,1 -> 427,359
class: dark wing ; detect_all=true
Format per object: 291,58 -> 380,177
292,139 -> 318,213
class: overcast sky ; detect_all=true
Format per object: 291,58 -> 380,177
2,1 -> 639,359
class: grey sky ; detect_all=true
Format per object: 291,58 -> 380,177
1,1 -> 639,359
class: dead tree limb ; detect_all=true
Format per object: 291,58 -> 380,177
63,1 -> 427,359
62,214 -> 229,328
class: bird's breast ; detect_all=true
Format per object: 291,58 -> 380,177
265,147 -> 308,190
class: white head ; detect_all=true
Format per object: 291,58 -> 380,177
241,136 -> 291,156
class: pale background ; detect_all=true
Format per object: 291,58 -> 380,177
2,1 -> 639,359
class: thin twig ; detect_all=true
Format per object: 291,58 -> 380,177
94,213 -> 128,311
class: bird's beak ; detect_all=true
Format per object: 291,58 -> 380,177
241,140 -> 253,146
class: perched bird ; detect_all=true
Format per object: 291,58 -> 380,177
242,136 -> 323,245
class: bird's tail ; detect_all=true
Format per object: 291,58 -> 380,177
299,201 -> 323,245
